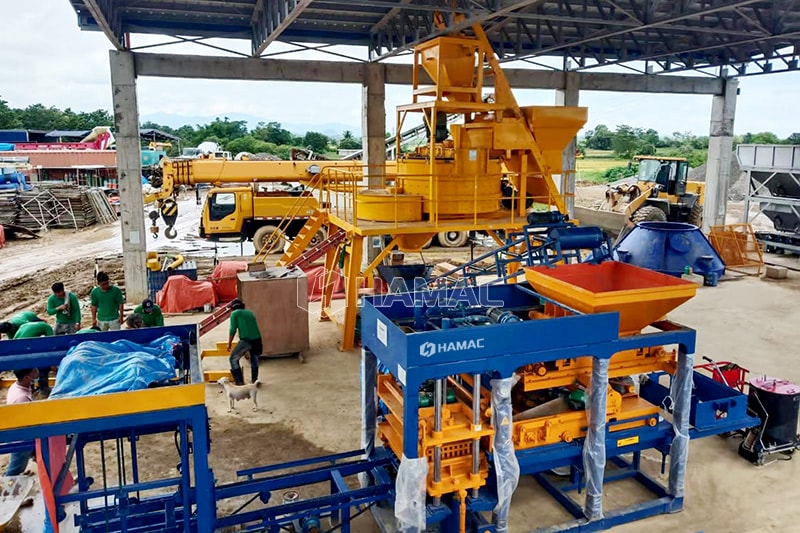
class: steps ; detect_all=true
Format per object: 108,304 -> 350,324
277,211 -> 326,266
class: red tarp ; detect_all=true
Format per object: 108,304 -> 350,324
306,265 -> 347,302
210,260 -> 248,302
157,275 -> 217,313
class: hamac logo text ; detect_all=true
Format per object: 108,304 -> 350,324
419,338 -> 485,357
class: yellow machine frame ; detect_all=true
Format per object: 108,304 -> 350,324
263,25 -> 588,350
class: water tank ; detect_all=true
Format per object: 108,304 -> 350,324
613,221 -> 725,286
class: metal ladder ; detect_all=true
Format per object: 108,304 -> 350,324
276,210 -> 327,266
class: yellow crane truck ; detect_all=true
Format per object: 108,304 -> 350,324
143,158 -> 355,250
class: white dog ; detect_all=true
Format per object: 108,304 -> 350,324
217,377 -> 261,412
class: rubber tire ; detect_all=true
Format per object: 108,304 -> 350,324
687,203 -> 703,227
422,237 -> 433,249
253,225 -> 285,254
631,205 -> 668,224
437,231 -> 469,248
309,228 -> 327,248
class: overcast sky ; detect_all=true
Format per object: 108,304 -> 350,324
3,0 -> 799,138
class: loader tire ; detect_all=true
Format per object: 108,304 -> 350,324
437,231 -> 469,248
631,206 -> 667,224
688,203 -> 703,227
253,225 -> 285,254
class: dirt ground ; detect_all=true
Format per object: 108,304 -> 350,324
1,195 -> 800,532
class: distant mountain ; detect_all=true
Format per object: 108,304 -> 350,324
141,112 -> 360,139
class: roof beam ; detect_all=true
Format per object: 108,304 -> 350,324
251,0 -> 314,57
82,0 -> 124,49
132,51 -> 724,94
371,0 -> 548,60
523,0 -> 763,58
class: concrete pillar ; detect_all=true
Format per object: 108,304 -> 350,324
362,62 -> 386,263
110,51 -> 148,302
555,72 -> 579,219
362,62 -> 386,189
703,78 -> 738,232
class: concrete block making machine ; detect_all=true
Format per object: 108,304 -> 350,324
359,258 -> 759,532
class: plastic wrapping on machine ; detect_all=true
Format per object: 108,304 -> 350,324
583,358 -> 609,521
490,375 -> 520,533
668,351 -> 694,498
394,454 -> 428,532
49,336 -> 181,399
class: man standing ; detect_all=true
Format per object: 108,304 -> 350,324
134,299 -> 164,327
4,368 -> 38,476
0,311 -> 40,340
47,282 -> 81,335
227,299 -> 262,386
13,321 -> 54,395
90,271 -> 124,331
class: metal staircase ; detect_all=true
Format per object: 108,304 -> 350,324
276,210 -> 327,266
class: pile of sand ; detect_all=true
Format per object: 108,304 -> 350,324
688,153 -> 746,201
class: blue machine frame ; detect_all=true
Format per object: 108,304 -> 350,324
359,282 -> 758,532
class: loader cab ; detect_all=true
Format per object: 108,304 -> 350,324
636,157 -> 689,198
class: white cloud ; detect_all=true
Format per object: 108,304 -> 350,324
2,0 -> 798,138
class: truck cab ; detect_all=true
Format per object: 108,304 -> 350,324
200,186 -> 322,251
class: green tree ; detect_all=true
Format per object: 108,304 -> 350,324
338,130 -> 361,149
0,97 -> 21,129
252,121 -> 293,145
785,133 -> 800,145
192,117 -> 247,146
584,124 -> 613,150
611,125 -> 639,158
19,104 -> 68,130
226,135 -> 273,155
302,131 -> 330,153
744,132 -> 781,145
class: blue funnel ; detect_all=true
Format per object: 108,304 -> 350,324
613,222 -> 725,286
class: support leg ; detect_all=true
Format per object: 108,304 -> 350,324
191,406 -> 214,531
341,236 -> 363,351
583,357 -> 609,521
668,349 -> 694,498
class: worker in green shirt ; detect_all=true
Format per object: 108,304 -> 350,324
13,320 -> 54,396
134,299 -> 164,327
227,299 -> 263,386
47,282 -> 82,335
90,271 -> 125,331
0,310 -> 40,339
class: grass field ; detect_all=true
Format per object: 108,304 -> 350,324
576,150 -> 628,183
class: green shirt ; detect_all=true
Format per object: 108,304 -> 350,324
13,321 -> 54,339
6,311 -> 39,337
90,285 -> 125,322
229,309 -> 261,340
47,292 -> 82,324
134,304 -> 164,327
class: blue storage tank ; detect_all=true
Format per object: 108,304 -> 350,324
613,222 -> 725,286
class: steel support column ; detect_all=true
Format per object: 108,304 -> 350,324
110,51 -> 148,302
703,78 -> 739,232
555,72 -> 580,219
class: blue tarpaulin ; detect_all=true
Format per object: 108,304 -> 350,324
49,335 -> 180,399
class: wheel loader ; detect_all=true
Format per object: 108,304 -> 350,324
575,156 -> 705,237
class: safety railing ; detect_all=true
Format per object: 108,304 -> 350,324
317,164 -> 564,231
